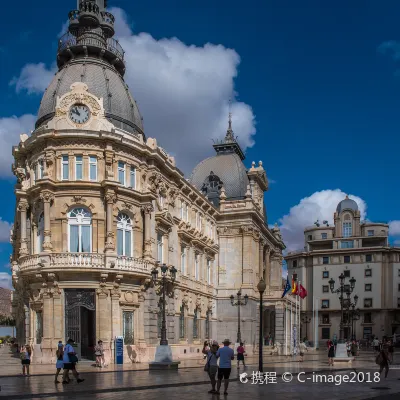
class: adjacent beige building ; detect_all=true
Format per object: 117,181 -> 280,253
285,196 -> 400,344
10,0 -> 296,364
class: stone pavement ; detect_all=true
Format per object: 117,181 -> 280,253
1,346 -> 400,400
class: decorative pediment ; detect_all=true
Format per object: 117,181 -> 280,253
155,211 -> 174,233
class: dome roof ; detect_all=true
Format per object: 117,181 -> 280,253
190,153 -> 249,201
336,196 -> 358,214
35,58 -> 144,136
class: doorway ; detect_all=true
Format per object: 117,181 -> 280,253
65,289 -> 96,360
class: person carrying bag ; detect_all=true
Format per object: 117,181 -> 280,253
205,341 -> 219,394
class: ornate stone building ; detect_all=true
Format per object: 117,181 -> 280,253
10,0 -> 294,364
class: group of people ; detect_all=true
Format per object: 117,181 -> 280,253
202,339 -> 245,395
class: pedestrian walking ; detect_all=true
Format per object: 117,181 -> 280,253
54,342 -> 64,383
372,338 -> 380,352
327,340 -> 335,366
20,344 -> 32,376
236,342 -> 246,368
94,340 -> 106,367
62,338 -> 84,384
299,341 -> 308,362
205,340 -> 219,393
216,338 -> 235,395
202,340 -> 210,360
376,347 -> 389,378
351,340 -> 357,357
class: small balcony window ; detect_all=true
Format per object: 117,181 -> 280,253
322,285 -> 329,293
364,298 -> 372,308
321,233 -> 327,239
365,284 -> 372,292
344,255 -> 350,263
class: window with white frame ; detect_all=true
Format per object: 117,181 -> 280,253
157,232 -> 163,263
207,259 -> 211,284
343,221 -> 352,238
130,166 -> 136,189
199,215 -> 202,231
89,156 -> 97,181
68,208 -> 92,252
62,155 -> 69,180
117,212 -> 132,257
195,254 -> 199,280
75,155 -> 83,180
38,160 -> 44,179
37,213 -> 44,253
118,161 -> 126,185
180,245 -> 186,274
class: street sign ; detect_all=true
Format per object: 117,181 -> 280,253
115,336 -> 123,365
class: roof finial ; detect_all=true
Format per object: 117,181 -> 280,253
345,194 -> 349,199
225,99 -> 235,142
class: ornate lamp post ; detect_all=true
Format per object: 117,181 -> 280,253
230,289 -> 248,343
151,263 -> 177,345
301,314 -> 311,341
329,274 -> 356,343
345,293 -> 359,340
257,279 -> 266,372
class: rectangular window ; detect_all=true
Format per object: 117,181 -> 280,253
398,269 -> 400,277
157,233 -> 163,263
321,233 -> 327,239
322,285 -> 329,293
367,230 -> 374,236
293,260 -> 297,268
322,314 -> 330,324
62,155 -> 69,180
365,269 -> 372,277
398,283 -> 400,292
38,160 -> 44,179
123,311 -> 134,345
364,313 -> 372,323
344,255 -> 350,263
180,246 -> 186,274
75,155 -> 83,180
195,254 -> 199,280
130,166 -> 136,189
364,298 -> 372,308
344,270 -> 350,278
363,327 -> 372,339
366,254 -> 372,262
365,284 -> 372,292
118,161 -> 126,185
322,271 -> 329,279
89,156 -> 97,181
207,259 -> 211,284
321,300 -> 329,308
343,222 -> 352,238
308,235 -> 312,241
321,327 -> 330,340
322,257 -> 329,265
341,241 -> 354,249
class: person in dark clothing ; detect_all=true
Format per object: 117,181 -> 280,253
378,348 -> 389,378
388,340 -> 394,364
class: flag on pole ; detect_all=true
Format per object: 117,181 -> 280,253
291,277 -> 297,294
281,275 -> 291,298
299,284 -> 308,299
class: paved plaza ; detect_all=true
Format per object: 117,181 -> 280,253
0,347 -> 400,400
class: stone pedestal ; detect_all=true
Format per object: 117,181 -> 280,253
149,345 -> 180,370
334,343 -> 354,363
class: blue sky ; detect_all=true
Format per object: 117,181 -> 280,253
1,0 -> 400,287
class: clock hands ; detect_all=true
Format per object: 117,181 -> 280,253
72,107 -> 81,117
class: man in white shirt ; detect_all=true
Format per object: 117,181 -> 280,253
216,338 -> 234,395
62,338 -> 85,384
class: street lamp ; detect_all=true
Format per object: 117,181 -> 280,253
301,314 -> 312,341
257,279 -> 266,372
230,289 -> 249,343
345,292 -> 359,340
329,273 -> 356,343
151,263 -> 177,345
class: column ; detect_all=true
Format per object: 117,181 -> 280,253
96,281 -> 112,361
42,291 -> 54,362
104,190 -> 116,253
264,249 -> 271,286
142,204 -> 153,258
18,199 -> 29,257
40,191 -> 54,252
258,241 -> 264,279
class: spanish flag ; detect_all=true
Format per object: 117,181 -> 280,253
291,277 -> 297,295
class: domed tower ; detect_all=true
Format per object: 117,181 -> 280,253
36,0 -> 143,136
334,195 -> 361,238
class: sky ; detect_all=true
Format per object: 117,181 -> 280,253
1,0 -> 400,288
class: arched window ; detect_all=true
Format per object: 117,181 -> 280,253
193,307 -> 199,339
343,215 -> 352,238
68,208 -> 92,253
37,213 -> 44,253
117,212 -> 132,256
179,304 -> 185,339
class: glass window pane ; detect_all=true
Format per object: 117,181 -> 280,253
118,170 -> 125,185
123,311 -> 134,345
125,230 -> 132,257
130,168 -> 136,188
117,229 -> 124,256
63,163 -> 69,180
76,163 -> 83,180
70,225 -> 79,252
81,225 -> 91,252
89,156 -> 96,163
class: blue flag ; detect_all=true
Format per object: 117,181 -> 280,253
281,275 -> 291,298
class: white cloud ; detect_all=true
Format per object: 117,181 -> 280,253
0,114 -> 36,177
9,63 -> 57,95
9,7 -> 256,174
389,221 -> 400,236
0,272 -> 12,290
278,189 -> 367,252
0,219 -> 12,243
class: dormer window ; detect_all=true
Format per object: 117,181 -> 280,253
343,215 -> 352,238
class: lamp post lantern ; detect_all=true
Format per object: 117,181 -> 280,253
257,279 -> 266,372
230,289 -> 249,344
151,263 -> 177,345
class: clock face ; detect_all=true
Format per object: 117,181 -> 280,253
69,104 -> 90,124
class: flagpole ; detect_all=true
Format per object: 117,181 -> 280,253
285,305 -> 288,356
290,298 -> 293,355
298,280 -> 301,345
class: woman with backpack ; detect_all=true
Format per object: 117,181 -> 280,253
54,342 -> 64,383
20,344 -> 32,376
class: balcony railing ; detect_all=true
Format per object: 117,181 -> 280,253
115,257 -> 150,273
51,253 -> 104,268
58,32 -> 124,61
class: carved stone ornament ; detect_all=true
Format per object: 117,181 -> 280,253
148,172 -> 163,193
40,191 -> 54,203
17,201 -> 29,212
71,195 -> 86,204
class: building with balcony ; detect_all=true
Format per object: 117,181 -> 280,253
9,0 -> 293,364
285,196 -> 400,344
